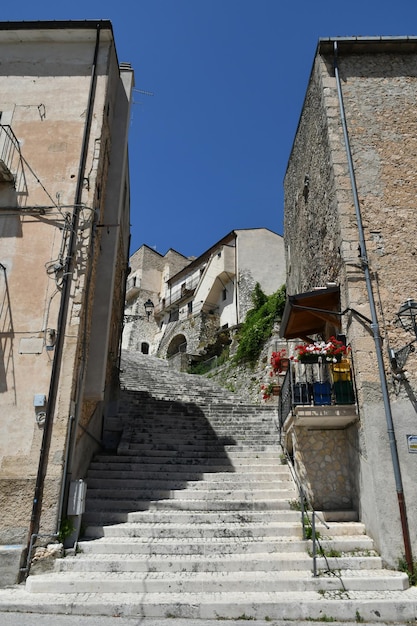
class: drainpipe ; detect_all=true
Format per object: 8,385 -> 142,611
24,24 -> 102,577
234,233 -> 239,324
333,41 -> 413,574
56,22 -> 102,527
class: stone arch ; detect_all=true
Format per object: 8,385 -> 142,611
167,334 -> 187,358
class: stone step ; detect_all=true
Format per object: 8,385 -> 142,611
86,469 -> 292,481
81,508 -> 300,525
25,569 -> 408,595
84,498 -> 301,512
55,551 -> 313,573
83,521 -> 303,539
76,536 -> 308,555
90,453 -> 289,466
316,521 -> 366,537
115,449 -> 283,460
85,488 -> 297,501
86,478 -> 294,490
2,587 -> 416,621
120,443 -> 278,454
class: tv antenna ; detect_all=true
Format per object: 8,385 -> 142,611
133,88 -> 154,105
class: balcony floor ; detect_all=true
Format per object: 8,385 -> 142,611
285,404 -> 358,430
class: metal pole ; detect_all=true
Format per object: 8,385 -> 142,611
312,512 -> 317,578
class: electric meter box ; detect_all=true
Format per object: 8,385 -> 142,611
33,394 -> 46,407
67,479 -> 87,516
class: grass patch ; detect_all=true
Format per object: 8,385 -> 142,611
398,556 -> 417,586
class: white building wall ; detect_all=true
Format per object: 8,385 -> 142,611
236,229 -> 285,321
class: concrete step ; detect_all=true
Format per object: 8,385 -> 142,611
83,520 -> 303,539
86,478 -> 295,491
85,498 -> 296,512
76,536 -> 309,555
2,586 -> 417,622
55,551 -> 313,573
89,457 -> 286,469
86,469 -> 292,481
85,488 -> 297,501
81,508 -> 301,525
25,569 -> 409,595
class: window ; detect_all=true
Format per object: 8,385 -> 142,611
222,288 -> 227,301
169,309 -> 179,322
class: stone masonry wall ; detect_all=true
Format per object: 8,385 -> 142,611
292,426 -> 356,511
284,43 -> 417,565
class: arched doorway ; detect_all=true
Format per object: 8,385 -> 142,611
167,334 -> 187,358
141,342 -> 149,354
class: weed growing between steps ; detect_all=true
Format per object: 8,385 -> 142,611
398,555 -> 417,585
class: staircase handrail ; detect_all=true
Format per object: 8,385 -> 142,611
280,446 -> 345,587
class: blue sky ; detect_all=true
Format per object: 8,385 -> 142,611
3,1 -> 417,257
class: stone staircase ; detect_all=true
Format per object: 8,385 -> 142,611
1,352 -> 415,622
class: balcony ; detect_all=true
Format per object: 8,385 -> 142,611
278,359 -> 357,432
0,125 -> 21,183
155,275 -> 200,315
125,275 -> 140,300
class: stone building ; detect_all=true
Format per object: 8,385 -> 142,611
123,245 -> 191,355
124,228 -> 285,369
0,21 -> 133,584
280,37 -> 417,569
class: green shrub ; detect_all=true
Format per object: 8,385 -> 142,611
234,284 -> 286,365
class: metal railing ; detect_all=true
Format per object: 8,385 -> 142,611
278,359 -> 355,429
156,275 -> 201,313
0,124 -> 21,182
281,446 -> 346,586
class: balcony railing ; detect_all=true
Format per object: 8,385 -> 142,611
155,275 -> 201,314
125,275 -> 140,300
279,359 -> 357,431
0,124 -> 21,183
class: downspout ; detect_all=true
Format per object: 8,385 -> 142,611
56,22 -> 102,530
333,41 -> 413,574
24,24 -> 102,576
234,233 -> 239,323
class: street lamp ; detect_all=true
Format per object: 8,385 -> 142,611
144,299 -> 154,321
389,299 -> 417,373
397,299 -> 417,338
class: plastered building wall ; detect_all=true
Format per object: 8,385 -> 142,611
0,22 -> 132,584
284,38 -> 417,565
236,229 -> 286,320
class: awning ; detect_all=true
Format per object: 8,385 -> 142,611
280,286 -> 341,340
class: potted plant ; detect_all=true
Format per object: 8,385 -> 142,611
292,336 -> 350,364
270,348 -> 290,374
261,378 -> 281,400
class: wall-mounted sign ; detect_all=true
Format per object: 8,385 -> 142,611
407,435 -> 417,454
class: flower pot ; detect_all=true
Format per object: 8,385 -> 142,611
271,384 -> 281,396
279,358 -> 290,372
298,354 -> 320,364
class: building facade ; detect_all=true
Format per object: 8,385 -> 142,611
123,228 -> 285,369
123,245 -> 191,355
281,37 -> 417,569
0,21 -> 133,584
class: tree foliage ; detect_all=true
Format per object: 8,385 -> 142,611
234,284 -> 286,365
